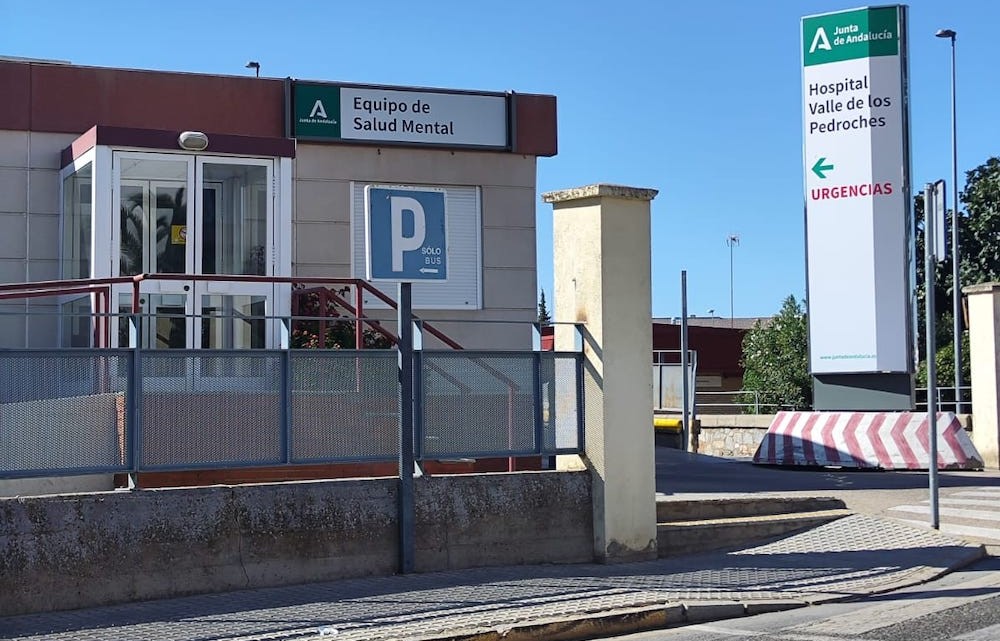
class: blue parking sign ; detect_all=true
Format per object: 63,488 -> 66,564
366,187 -> 448,282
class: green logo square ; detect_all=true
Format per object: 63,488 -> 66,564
294,84 -> 342,139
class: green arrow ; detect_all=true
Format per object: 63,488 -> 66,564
812,157 -> 834,179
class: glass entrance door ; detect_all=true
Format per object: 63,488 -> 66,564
112,152 -> 275,349
117,154 -> 194,279
195,158 -> 273,349
113,153 -> 195,349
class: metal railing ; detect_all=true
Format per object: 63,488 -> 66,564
914,386 -> 973,414
694,390 -> 793,415
651,351 -> 697,413
692,387 -> 974,415
0,315 -> 585,482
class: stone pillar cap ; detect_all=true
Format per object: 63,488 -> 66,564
963,282 -> 1000,295
542,183 -> 658,204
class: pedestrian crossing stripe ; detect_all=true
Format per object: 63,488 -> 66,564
934,498 -> 1000,508
890,505 -> 1000,522
894,519 -> 1000,542
952,490 -> 1000,498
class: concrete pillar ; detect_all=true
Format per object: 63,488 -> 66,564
965,282 -> 1000,469
543,184 -> 657,563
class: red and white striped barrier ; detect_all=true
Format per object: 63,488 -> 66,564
752,411 -> 983,470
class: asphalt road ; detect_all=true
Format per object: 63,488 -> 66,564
607,556 -> 1000,641
656,446 -> 1000,515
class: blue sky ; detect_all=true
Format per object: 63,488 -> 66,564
2,1 -> 996,319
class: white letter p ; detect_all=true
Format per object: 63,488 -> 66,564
390,196 -> 426,271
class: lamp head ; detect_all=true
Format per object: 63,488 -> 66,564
178,131 -> 209,151
935,29 -> 956,39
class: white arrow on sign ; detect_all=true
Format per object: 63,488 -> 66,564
419,267 -> 439,274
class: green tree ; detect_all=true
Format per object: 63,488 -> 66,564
739,295 -> 811,412
537,289 -> 551,326
914,156 -> 1000,386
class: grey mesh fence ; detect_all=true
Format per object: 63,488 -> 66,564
139,351 -> 284,470
289,350 -> 399,463
540,353 -> 583,453
419,351 -> 539,458
1,344 -> 583,480
0,350 -> 130,477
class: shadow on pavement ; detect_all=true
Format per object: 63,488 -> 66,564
655,446 -> 1000,495
0,542 -> 978,640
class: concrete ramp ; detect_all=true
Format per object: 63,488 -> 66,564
752,411 -> 983,470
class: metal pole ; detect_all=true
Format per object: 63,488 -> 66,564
924,184 -> 940,530
948,35 -> 963,415
727,235 -> 739,328
397,282 -> 415,572
128,315 -> 141,490
680,271 -> 690,451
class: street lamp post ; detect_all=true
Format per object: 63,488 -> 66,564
727,234 -> 740,328
936,28 -> 961,413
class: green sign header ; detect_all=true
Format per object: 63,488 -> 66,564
802,6 -> 900,66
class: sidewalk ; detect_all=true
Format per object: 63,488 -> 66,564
0,514 -> 986,641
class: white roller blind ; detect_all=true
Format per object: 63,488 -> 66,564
352,182 -> 482,309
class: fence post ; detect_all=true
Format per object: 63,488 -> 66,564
533,351 -> 544,456
127,314 -> 141,490
413,320 -> 424,464
281,349 -> 292,465
575,324 -> 586,453
397,283 -> 416,574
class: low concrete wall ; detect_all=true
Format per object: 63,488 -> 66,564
415,473 -> 593,570
0,470 -> 592,616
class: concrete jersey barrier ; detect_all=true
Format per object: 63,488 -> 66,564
752,411 -> 984,470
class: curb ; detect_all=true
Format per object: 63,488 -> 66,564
397,599 -> 809,641
803,542 -> 989,604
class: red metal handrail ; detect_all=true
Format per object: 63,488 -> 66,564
0,274 -> 464,350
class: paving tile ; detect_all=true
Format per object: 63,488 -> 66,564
0,515 -> 983,641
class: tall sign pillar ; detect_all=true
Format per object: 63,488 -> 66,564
802,6 -> 914,409
545,184 -> 658,563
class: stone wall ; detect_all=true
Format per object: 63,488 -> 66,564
0,470 -> 592,616
694,415 -> 772,459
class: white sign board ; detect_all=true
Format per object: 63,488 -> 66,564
295,83 -> 508,148
931,179 -> 947,261
802,6 -> 911,374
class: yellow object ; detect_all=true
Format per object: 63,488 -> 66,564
653,416 -> 682,431
171,225 -> 187,245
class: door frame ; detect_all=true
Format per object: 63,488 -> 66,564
109,151 -> 280,349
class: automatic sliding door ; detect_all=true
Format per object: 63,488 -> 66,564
196,158 -> 274,348
116,155 -> 192,278
113,154 -> 276,350
197,162 -> 269,277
